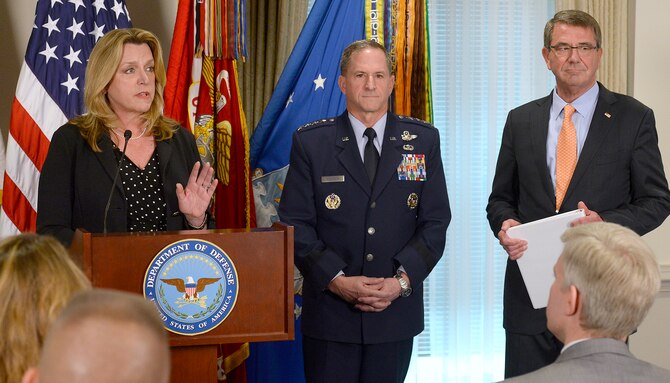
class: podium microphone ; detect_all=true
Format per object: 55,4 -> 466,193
103,130 -> 132,234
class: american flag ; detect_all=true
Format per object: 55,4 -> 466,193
0,0 -> 132,237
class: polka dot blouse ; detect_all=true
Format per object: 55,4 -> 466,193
114,147 -> 168,232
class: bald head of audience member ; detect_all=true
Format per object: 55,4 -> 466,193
22,289 -> 170,383
547,222 -> 661,344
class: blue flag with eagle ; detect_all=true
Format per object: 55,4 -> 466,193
246,0 -> 371,381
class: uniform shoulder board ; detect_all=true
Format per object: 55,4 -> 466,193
296,118 -> 336,132
397,115 -> 434,129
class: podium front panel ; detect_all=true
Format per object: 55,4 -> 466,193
78,226 -> 294,346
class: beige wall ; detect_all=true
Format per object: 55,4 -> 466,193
633,0 -> 670,266
629,0 -> 670,370
1,0 -> 669,370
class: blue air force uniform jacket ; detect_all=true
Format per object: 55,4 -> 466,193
278,111 -> 451,344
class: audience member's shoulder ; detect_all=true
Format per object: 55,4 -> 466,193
648,363 -> 670,380
296,118 -> 337,134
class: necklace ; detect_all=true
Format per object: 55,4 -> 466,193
112,126 -> 148,141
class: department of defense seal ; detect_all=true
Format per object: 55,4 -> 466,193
143,239 -> 239,336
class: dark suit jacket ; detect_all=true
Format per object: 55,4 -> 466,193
487,83 -> 670,334
499,338 -> 670,382
37,123 -> 202,246
278,111 -> 451,344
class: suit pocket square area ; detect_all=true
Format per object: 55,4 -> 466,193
321,175 -> 345,183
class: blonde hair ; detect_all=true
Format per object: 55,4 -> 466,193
560,222 -> 660,339
0,234 -> 91,383
71,27 -> 179,151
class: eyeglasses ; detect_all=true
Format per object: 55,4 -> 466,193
549,44 -> 599,57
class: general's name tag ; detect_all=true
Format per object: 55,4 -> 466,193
321,175 -> 345,183
397,154 -> 426,181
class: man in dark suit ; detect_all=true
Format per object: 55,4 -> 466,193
279,40 -> 451,383
499,222 -> 670,382
486,9 -> 670,378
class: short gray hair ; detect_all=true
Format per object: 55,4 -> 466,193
544,10 -> 602,48
560,222 -> 660,339
339,39 -> 392,75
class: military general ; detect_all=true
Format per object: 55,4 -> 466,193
279,39 -> 451,383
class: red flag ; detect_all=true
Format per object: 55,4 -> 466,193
0,133 -> 5,208
212,58 -> 254,229
164,0 -> 194,127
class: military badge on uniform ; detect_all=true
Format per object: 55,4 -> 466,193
325,193 -> 341,209
401,131 -> 418,141
407,193 -> 419,209
397,154 -> 427,181
403,144 -> 414,151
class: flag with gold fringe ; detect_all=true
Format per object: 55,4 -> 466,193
384,0 -> 433,122
164,1 -> 253,382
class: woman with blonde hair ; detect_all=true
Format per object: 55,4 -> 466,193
37,28 -> 217,246
0,234 -> 91,383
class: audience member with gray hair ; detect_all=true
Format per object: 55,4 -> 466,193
500,222 -> 670,382
22,289 -> 170,383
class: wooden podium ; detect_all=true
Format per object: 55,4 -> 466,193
69,223 -> 294,383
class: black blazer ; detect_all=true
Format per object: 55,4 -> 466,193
279,112 -> 451,344
37,123 -> 202,246
487,83 -> 670,334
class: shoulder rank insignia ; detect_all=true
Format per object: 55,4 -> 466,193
297,118 -> 335,132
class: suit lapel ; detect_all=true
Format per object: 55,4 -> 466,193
531,94 -> 556,208
564,84 -> 617,205
156,138 -> 173,179
335,113 -> 372,195
95,134 -> 125,195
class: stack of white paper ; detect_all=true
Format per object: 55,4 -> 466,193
507,209 -> 585,309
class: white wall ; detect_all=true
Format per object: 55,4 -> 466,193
629,0 -> 670,369
1,0 -> 669,371
633,1 -> 670,266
